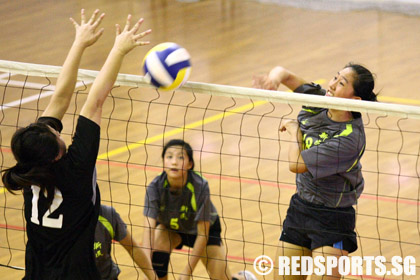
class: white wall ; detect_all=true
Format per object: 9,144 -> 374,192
256,0 -> 420,16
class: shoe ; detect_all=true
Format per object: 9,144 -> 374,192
234,270 -> 257,280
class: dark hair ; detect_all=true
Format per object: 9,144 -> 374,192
345,63 -> 377,102
161,139 -> 194,170
1,122 -> 59,204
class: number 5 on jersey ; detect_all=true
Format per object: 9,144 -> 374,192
170,218 -> 179,230
30,185 -> 64,229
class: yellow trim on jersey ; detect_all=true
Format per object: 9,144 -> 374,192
346,144 -> 365,172
193,171 -> 207,178
302,108 -> 319,114
163,178 -> 197,211
334,124 -> 353,138
185,182 -> 197,212
98,215 -> 115,240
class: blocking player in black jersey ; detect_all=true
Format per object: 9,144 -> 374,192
1,10 -> 151,280
143,139 -> 256,280
254,64 -> 377,280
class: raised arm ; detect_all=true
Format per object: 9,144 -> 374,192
253,66 -> 307,92
79,15 -> 151,125
119,231 -> 158,280
42,9 -> 104,120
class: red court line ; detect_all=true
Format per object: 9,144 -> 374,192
0,147 -> 11,153
96,159 -> 420,206
0,223 -> 25,231
360,193 -> 420,206
1,151 -> 419,207
0,222 -> 254,263
1,154 -> 417,206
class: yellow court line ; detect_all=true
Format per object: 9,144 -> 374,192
98,79 -> 326,160
316,81 -> 420,105
98,100 -> 267,160
378,96 -> 420,106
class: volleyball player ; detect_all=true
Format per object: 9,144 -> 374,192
254,63 -> 377,280
1,10 -> 151,279
143,139 -> 256,280
95,204 -> 157,280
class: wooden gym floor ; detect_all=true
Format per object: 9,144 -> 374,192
1,0 -> 420,279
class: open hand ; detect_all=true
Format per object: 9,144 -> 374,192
70,9 -> 105,48
113,15 -> 152,55
252,74 -> 279,90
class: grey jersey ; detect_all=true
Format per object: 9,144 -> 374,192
295,83 -> 366,208
94,205 -> 127,280
144,171 -> 218,235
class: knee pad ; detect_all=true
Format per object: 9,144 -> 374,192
152,251 -> 170,278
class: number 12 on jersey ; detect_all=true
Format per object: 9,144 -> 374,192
30,185 -> 64,229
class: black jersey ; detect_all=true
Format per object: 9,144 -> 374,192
23,116 -> 101,280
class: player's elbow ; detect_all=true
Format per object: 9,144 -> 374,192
289,162 -> 308,174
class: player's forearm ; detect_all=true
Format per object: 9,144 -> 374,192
269,66 -> 306,92
132,246 -> 157,280
183,235 -> 207,276
43,42 -> 86,119
55,41 -> 86,96
80,47 -> 124,122
287,127 -> 307,173
142,224 -> 155,259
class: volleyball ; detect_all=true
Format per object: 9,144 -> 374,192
142,42 -> 191,91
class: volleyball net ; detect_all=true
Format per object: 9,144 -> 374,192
1,60 -> 420,279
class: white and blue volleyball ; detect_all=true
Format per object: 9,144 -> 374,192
142,42 -> 191,91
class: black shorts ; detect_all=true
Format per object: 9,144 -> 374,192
175,216 -> 222,249
280,193 -> 357,253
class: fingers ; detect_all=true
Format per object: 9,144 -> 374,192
133,29 -> 152,41
252,75 -> 265,89
119,16 -> 151,44
92,12 -> 105,29
265,81 -> 277,90
115,24 -> 121,36
77,9 -> 105,27
80,8 -> 86,24
69,17 -> 78,28
124,16 -> 147,34
94,28 -> 105,40
113,15 -> 151,54
124,14 -> 132,32
253,74 -> 279,90
87,9 -> 100,24
131,18 -> 144,34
